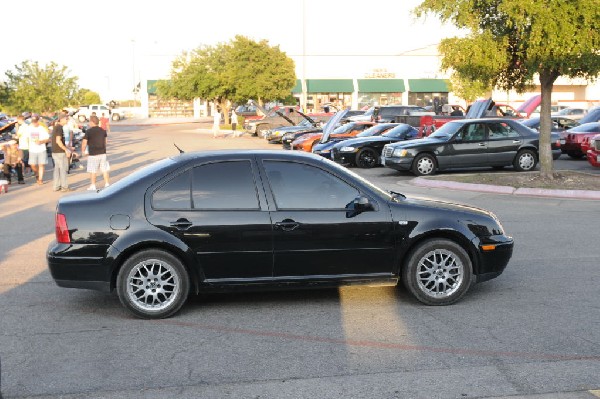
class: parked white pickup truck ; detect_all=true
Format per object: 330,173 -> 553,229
76,104 -> 126,122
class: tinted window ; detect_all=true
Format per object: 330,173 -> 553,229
459,123 -> 487,141
264,161 -> 359,209
153,170 -> 191,210
192,161 -> 259,209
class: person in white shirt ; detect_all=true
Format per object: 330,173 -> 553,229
27,115 -> 50,185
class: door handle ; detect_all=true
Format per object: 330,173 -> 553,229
169,218 -> 192,229
478,142 -> 486,146
512,140 -> 521,144
275,220 -> 300,231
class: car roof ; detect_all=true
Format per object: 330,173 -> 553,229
173,149 -> 323,163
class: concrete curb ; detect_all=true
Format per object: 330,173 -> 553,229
412,177 -> 600,200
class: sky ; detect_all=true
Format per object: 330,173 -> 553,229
1,0 -> 462,102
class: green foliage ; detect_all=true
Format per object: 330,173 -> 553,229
74,89 -> 102,106
160,35 -> 297,121
415,0 -> 600,178
4,60 -> 81,113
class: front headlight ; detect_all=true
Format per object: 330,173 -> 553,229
340,146 -> 356,152
393,148 -> 409,157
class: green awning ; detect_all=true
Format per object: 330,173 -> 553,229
408,79 -> 449,93
306,79 -> 354,93
291,79 -> 302,94
147,80 -> 164,95
357,79 -> 405,93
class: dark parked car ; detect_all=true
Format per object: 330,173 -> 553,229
372,105 -> 430,123
47,150 -> 513,319
330,124 -> 419,168
281,127 -> 322,150
519,116 -> 579,132
382,118 -> 561,176
312,123 -> 399,158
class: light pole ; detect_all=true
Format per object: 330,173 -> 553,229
131,39 -> 137,101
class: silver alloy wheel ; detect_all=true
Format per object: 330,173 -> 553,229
416,157 -> 435,175
518,152 -> 535,170
416,249 -> 464,298
126,258 -> 180,312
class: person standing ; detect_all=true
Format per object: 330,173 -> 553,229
100,112 -> 110,133
27,114 -> 50,185
213,108 -> 221,138
51,115 -> 72,192
230,107 -> 238,134
81,115 -> 109,191
15,115 -> 31,176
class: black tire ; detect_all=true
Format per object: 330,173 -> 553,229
401,239 -> 473,305
513,149 -> 538,171
355,147 -> 379,168
111,114 -> 121,121
116,249 -> 190,319
78,115 -> 87,123
256,125 -> 269,138
411,153 -> 437,176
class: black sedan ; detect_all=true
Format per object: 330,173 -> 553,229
47,150 -> 513,319
330,124 -> 419,168
382,118 -> 562,176
519,116 -> 579,132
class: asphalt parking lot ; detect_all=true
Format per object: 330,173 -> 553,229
1,123 -> 599,399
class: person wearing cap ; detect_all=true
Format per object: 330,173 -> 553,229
51,115 -> 72,192
26,114 -> 50,185
2,140 -> 24,184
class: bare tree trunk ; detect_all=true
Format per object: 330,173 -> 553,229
538,69 -> 559,179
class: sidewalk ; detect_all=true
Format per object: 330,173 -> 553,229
412,177 -> 600,200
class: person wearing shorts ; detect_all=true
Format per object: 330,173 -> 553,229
27,115 -> 50,185
81,115 -> 110,191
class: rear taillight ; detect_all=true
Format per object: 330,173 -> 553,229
55,213 -> 70,243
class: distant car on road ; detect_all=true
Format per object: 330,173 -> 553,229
47,150 -> 514,318
552,107 -> 588,120
382,118 -> 561,176
560,122 -> 600,159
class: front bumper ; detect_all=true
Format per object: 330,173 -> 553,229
383,156 -> 414,171
331,151 -> 356,165
587,150 -> 600,167
473,234 -> 514,283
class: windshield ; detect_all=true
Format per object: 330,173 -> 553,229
332,122 -> 358,134
298,119 -> 312,127
356,124 -> 389,137
383,125 -> 413,138
520,118 -> 540,127
570,123 -> 600,133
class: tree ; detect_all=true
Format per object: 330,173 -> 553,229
415,0 -> 600,178
4,60 -> 81,114
74,88 -> 102,105
159,35 -> 296,123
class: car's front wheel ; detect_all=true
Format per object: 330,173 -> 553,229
513,149 -> 538,171
355,147 -> 379,168
402,239 -> 473,305
117,249 -> 190,319
111,114 -> 121,121
412,153 -> 437,176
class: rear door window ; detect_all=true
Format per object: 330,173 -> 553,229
192,161 -> 259,210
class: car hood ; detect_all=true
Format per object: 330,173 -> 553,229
388,136 -> 446,149
335,136 -> 392,147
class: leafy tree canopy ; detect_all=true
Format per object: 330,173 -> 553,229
159,35 -> 296,121
414,0 -> 600,178
75,88 -> 102,105
3,60 -> 82,114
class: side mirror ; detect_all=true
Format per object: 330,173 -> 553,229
346,195 -> 375,217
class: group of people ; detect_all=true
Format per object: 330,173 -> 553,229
1,111 -> 111,193
212,107 -> 239,138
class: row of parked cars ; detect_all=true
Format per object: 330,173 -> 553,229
254,101 -> 600,175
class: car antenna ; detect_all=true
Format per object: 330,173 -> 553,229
173,143 -> 184,154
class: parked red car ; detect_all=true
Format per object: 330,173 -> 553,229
585,134 -> 600,167
560,122 -> 600,159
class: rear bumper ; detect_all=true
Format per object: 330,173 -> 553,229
47,241 -> 120,292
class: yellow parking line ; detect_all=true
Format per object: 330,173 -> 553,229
589,390 -> 600,397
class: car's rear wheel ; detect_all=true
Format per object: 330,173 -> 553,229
513,149 -> 538,171
117,249 -> 190,319
402,239 -> 472,305
111,114 -> 121,121
355,148 -> 379,168
412,153 -> 437,176
567,151 -> 584,159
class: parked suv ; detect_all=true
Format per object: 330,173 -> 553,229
372,105 -> 430,123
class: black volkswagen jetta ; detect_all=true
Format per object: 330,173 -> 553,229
47,150 -> 514,319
